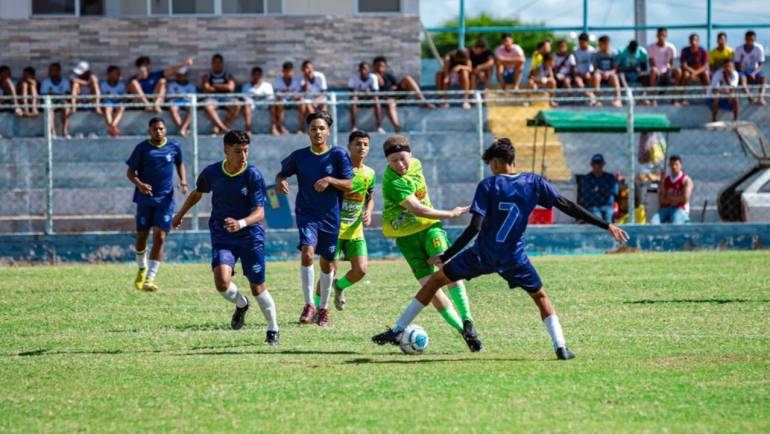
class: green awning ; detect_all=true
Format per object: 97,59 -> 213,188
526,111 -> 680,133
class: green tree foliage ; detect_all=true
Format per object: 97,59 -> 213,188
422,13 -> 560,59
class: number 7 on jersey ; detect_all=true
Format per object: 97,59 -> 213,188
496,202 -> 520,242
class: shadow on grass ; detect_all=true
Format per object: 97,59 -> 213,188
174,349 -> 359,357
12,347 -> 166,357
166,322 -> 231,332
344,357 -> 530,365
625,298 -> 768,305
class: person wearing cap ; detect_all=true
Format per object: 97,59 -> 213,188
579,154 -> 618,223
167,66 -> 198,137
616,40 -> 649,88
70,61 -> 101,115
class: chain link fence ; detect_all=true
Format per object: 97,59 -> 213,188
1,86 -> 768,234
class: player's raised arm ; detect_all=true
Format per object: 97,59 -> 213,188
553,195 -> 629,242
401,195 -> 469,220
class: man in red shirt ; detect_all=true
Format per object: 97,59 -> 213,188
651,155 -> 692,224
680,33 -> 710,86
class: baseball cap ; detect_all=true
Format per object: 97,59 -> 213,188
591,153 -> 605,164
73,61 -> 90,76
178,66 -> 189,75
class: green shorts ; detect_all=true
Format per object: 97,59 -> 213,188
395,223 -> 449,280
335,238 -> 368,261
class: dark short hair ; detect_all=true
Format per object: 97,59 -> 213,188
358,61 -> 369,70
669,154 -> 682,163
501,33 -> 512,40
252,66 -> 263,75
746,30 -> 756,38
348,130 -> 370,144
23,66 -> 35,76
49,62 -> 61,70
536,41 -> 545,50
542,53 -> 553,62
556,39 -> 567,46
689,33 -> 699,42
373,56 -> 387,65
212,53 -> 223,62
578,32 -> 589,41
282,61 -> 294,70
135,56 -> 150,67
717,32 -> 727,40
148,117 -> 165,127
306,111 -> 333,128
224,130 -> 250,146
0,65 -> 9,75
657,27 -> 667,34
106,65 -> 119,74
474,38 -> 487,49
301,60 -> 312,68
482,138 -> 516,165
598,35 -> 610,43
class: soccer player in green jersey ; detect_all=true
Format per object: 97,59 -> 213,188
314,130 -> 376,311
381,135 -> 483,352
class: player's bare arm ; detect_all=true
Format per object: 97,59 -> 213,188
275,174 -> 290,194
175,161 -> 188,195
401,195 -> 469,220
172,191 -> 203,229
313,176 -> 352,193
126,166 -> 152,196
224,206 -> 264,233
363,192 -> 374,226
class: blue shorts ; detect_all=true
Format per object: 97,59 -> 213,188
502,69 -> 518,84
706,98 -> 736,111
443,248 -> 543,293
212,239 -> 265,285
136,201 -> 174,232
739,69 -> 765,81
297,221 -> 339,262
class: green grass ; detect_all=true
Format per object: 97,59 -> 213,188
1,251 -> 769,433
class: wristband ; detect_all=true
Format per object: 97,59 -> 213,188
237,219 -> 247,229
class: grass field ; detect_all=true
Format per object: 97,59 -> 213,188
1,251 -> 769,432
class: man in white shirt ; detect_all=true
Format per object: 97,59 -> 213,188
710,61 -> 740,121
347,61 -> 384,133
572,32 -> 598,105
299,60 -> 328,131
273,61 -> 303,135
734,30 -> 766,105
647,27 -> 681,102
241,66 -> 276,135
40,62 -> 72,138
70,61 -> 101,115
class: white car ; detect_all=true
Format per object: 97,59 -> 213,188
718,166 -> 770,222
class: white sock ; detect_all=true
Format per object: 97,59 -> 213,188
146,260 -> 160,280
220,282 -> 248,308
135,249 -> 147,270
318,270 -> 334,310
543,314 -> 566,351
395,298 -> 426,332
301,265 -> 314,306
256,291 -> 279,331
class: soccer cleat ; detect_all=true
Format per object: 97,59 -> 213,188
371,327 -> 402,346
265,330 -> 280,346
141,278 -> 159,292
316,308 -> 331,327
299,304 -> 317,324
134,268 -> 147,290
230,302 -> 249,330
462,320 -> 484,353
556,347 -> 576,360
333,283 -> 346,311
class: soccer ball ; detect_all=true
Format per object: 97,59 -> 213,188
399,325 -> 429,355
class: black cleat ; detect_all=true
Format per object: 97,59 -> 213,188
462,320 -> 484,353
230,302 -> 249,330
371,327 -> 402,346
556,347 -> 576,360
265,330 -> 280,346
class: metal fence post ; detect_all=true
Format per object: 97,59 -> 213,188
475,90 -> 484,182
626,87 -> 636,224
190,94 -> 200,231
44,96 -> 54,235
330,92 -> 338,147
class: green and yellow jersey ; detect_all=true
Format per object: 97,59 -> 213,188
381,158 -> 438,238
339,165 -> 376,241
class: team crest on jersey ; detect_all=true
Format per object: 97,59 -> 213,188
415,187 -> 427,200
325,164 -> 333,174
252,264 -> 263,274
163,214 -> 170,222
166,154 -> 173,162
241,186 -> 248,196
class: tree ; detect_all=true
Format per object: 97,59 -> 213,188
422,13 -> 561,58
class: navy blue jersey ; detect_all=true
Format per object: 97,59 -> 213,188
278,146 -> 354,233
139,70 -> 165,94
126,139 -> 182,206
469,173 -> 561,268
196,161 -> 266,243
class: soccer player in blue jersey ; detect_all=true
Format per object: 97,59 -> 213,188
275,111 -> 354,326
373,138 -> 629,359
172,131 -> 280,345
126,118 -> 188,292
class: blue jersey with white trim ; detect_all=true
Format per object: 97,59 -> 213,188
468,173 -> 561,268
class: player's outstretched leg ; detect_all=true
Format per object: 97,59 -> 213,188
316,256 -> 336,327
528,288 -> 575,360
251,284 -> 279,346
333,248 -> 368,311
142,228 -> 167,292
214,264 -> 250,330
445,280 -> 482,351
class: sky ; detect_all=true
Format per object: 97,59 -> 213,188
419,0 -> 770,51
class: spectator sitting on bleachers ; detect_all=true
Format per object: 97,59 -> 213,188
0,65 -> 23,117
527,53 -> 558,107
680,33 -> 710,93
470,38 -> 495,89
709,60 -> 740,122
241,66 -> 276,135
348,61 -> 383,133
128,55 -> 192,114
372,56 -> 432,109
580,153 -> 618,223
530,38 -> 552,71
40,62 -> 72,138
201,53 -> 238,134
572,32 -> 597,104
99,65 -> 127,137
273,61 -> 302,135
70,61 -> 101,114
647,27 -> 681,105
495,33 -> 526,91
436,48 -> 472,109
616,40 -> 648,89
709,32 -> 733,72
734,30 -> 766,105
592,35 -> 622,107
16,67 -> 39,117
299,60 -> 328,130
553,39 -> 576,90
651,155 -> 692,224
167,67 -> 197,137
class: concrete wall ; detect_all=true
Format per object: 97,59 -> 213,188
0,14 -> 421,86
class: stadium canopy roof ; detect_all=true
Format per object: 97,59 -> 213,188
527,111 -> 681,133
